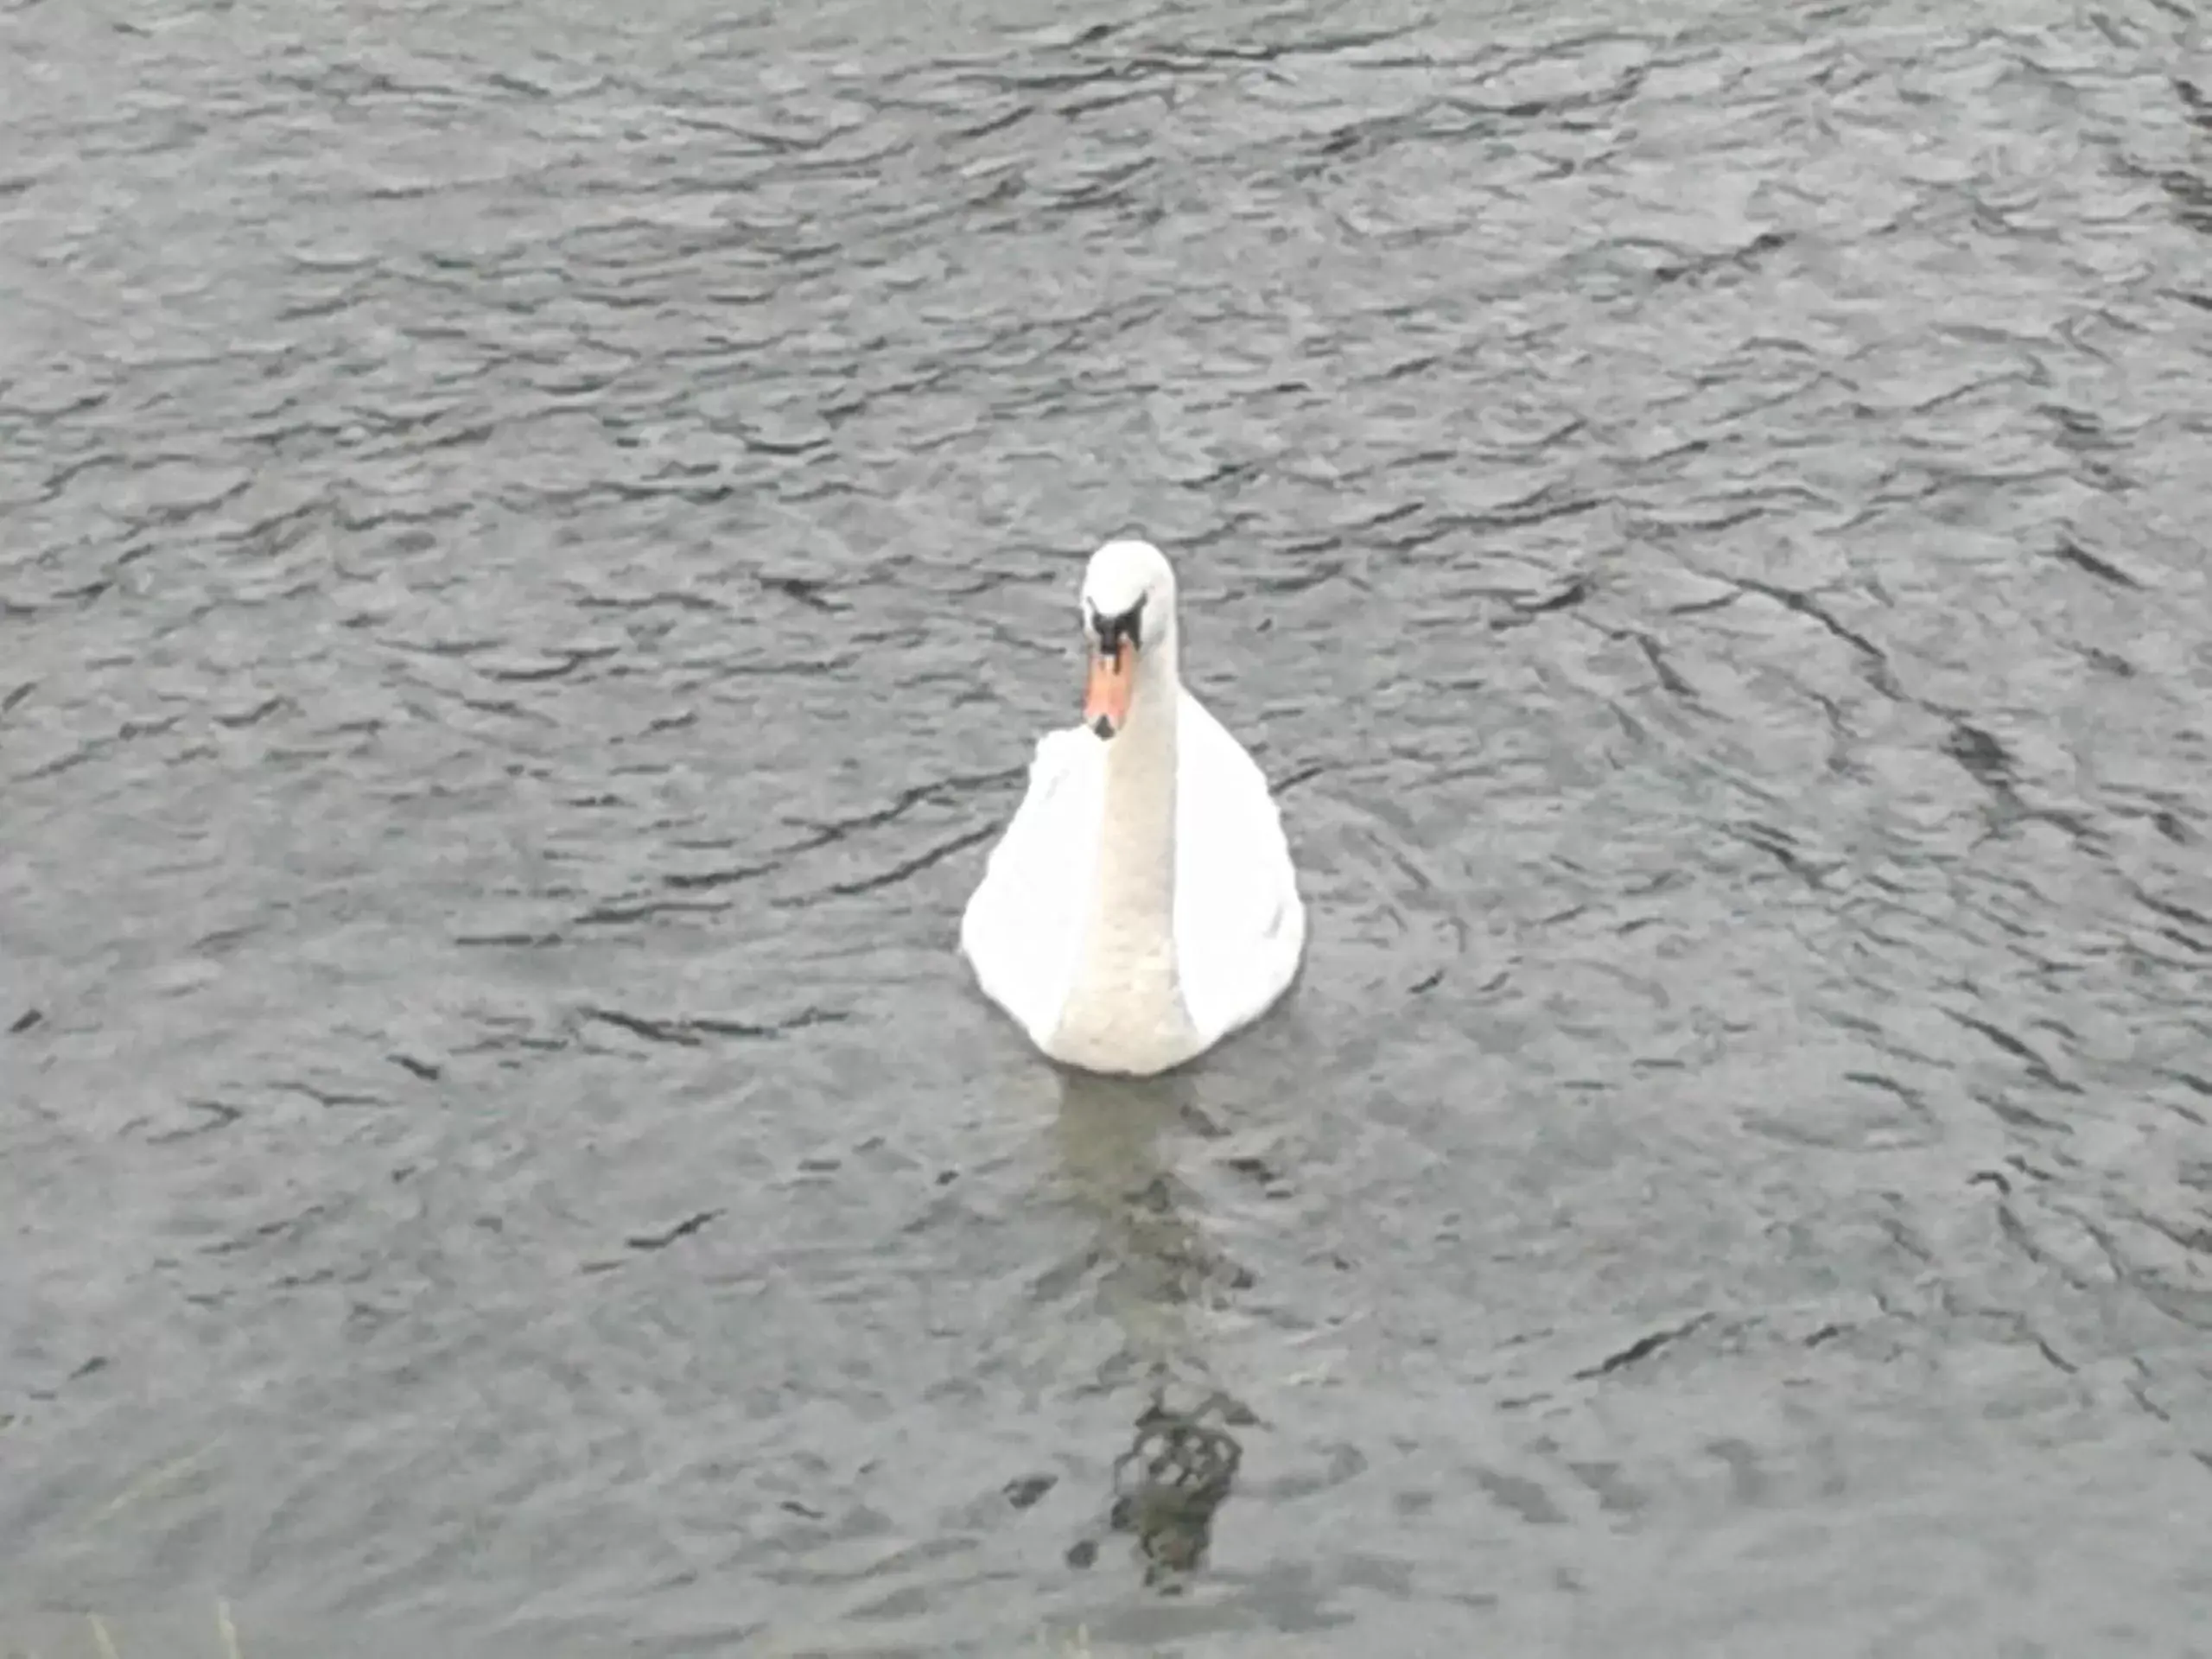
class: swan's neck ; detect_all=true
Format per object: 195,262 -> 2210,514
1050,645 -> 1198,1074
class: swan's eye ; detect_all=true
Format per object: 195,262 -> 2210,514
1088,596 -> 1144,654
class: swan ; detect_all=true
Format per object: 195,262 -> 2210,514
960,538 -> 1306,1077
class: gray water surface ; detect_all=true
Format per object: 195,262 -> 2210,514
5,0 -> 2212,1654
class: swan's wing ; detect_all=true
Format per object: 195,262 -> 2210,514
1173,690 -> 1308,1045
959,725 -> 1103,1044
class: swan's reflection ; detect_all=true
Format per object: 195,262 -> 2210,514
1108,1391 -> 1249,1586
1050,1068 -> 1251,1590
1051,1069 -> 1233,1323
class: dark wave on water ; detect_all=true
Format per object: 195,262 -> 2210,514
3,0 -> 2209,1652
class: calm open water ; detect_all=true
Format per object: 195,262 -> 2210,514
4,0 -> 2211,1654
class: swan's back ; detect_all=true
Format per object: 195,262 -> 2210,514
961,691 -> 1303,1060
1173,690 -> 1306,1045
958,727 -> 1103,1046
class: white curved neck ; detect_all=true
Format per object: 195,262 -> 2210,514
1050,637 -> 1198,1073
1093,640 -> 1179,932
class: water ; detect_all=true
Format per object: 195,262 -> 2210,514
4,0 -> 2210,1652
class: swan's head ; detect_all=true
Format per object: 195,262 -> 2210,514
1078,538 -> 1177,741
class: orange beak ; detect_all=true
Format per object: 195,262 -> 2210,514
1084,639 -> 1135,738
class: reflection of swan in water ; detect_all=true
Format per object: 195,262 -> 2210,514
1106,1391 -> 1249,1586
1052,1070 -> 1246,1328
1050,1069 -> 1253,1588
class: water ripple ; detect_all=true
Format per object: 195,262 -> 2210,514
3,0 -> 2211,1653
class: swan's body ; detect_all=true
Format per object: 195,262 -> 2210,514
961,540 -> 1306,1077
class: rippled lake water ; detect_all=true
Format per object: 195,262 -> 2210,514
5,0 -> 2212,1653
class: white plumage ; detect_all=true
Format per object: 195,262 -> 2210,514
960,539 -> 1306,1076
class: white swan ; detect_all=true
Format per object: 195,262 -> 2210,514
960,538 -> 1306,1077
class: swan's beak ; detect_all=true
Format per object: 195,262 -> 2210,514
1084,640 -> 1135,739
